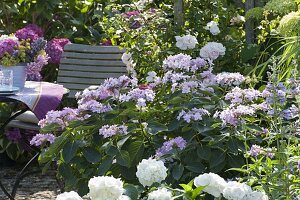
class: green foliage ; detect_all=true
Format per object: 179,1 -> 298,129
245,7 -> 265,21
264,0 -> 297,15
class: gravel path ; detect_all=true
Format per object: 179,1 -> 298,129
0,166 -> 59,200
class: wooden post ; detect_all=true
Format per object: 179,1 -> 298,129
245,0 -> 255,44
174,0 -> 184,32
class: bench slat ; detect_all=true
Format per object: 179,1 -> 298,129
62,52 -> 123,60
58,70 -> 124,79
59,64 -> 127,73
60,58 -> 125,66
8,120 -> 40,131
57,76 -> 106,85
64,44 -> 125,53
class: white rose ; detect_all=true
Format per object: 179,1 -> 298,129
205,21 -> 220,35
194,173 -> 226,197
136,158 -> 168,187
56,191 -> 82,200
199,42 -> 226,60
121,53 -> 133,65
88,176 -> 124,200
244,191 -> 269,200
222,181 -> 252,200
148,188 -> 172,200
175,35 -> 198,50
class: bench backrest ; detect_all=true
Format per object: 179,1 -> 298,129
57,44 -> 127,98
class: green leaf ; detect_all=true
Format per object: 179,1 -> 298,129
128,141 -> 144,163
185,162 -> 205,173
116,150 -> 131,167
83,147 -> 101,163
197,146 -> 211,160
124,184 -> 139,200
209,150 -> 226,168
179,184 -> 192,192
98,156 -> 113,176
39,132 -> 69,164
146,121 -> 168,135
172,164 -> 184,180
192,186 -> 206,199
62,141 -> 79,163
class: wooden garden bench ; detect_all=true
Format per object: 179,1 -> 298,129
7,44 -> 127,130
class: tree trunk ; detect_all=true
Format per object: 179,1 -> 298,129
174,0 -> 184,32
245,0 -> 255,44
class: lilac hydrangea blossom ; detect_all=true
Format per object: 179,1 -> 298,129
298,160 -> 300,169
215,72 -> 245,87
218,105 -> 256,126
45,38 -> 71,64
78,99 -> 112,113
99,125 -> 128,138
249,144 -> 275,158
0,39 -> 19,57
30,133 -> 55,147
119,88 -> 155,107
26,54 -> 49,81
225,87 -> 261,104
155,136 -> 187,158
38,107 -> 87,129
5,128 -> 22,143
163,53 -> 192,72
177,108 -> 210,123
15,24 -> 43,41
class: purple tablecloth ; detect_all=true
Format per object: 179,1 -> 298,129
9,81 -> 65,120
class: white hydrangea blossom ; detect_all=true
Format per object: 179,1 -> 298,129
194,173 -> 227,197
0,34 -> 18,41
56,191 -> 82,200
88,176 -> 124,200
244,191 -> 269,200
148,188 -> 172,200
118,195 -> 131,200
175,35 -> 198,50
135,0 -> 153,10
222,181 -> 252,200
204,21 -> 220,35
136,158 -> 168,187
199,42 -> 226,61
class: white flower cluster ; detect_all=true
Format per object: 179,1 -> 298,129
0,34 -> 18,41
136,157 -> 168,187
199,42 -> 226,61
175,35 -> 198,50
204,21 -> 220,35
121,52 -> 136,75
56,191 -> 82,200
88,176 -> 125,200
194,173 -> 268,200
148,188 -> 172,200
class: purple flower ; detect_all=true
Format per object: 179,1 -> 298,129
123,11 -> 140,18
190,57 -> 206,72
101,39 -> 112,46
177,108 -> 210,123
15,24 -> 43,41
0,39 -> 19,57
26,54 -> 49,81
281,105 -> 299,120
99,125 -> 128,138
298,160 -> 300,169
78,100 -> 112,113
155,137 -> 187,158
250,145 -> 263,157
5,128 -> 22,143
225,87 -> 261,104
30,133 -> 55,147
45,38 -> 71,64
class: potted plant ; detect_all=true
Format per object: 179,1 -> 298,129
0,24 -> 48,89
